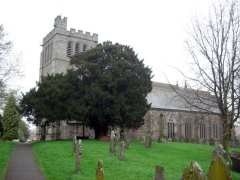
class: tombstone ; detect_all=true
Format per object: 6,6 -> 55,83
75,139 -> 83,173
154,165 -> 165,180
96,160 -> 104,180
207,154 -> 231,180
118,140 -> 125,160
212,144 -> 231,167
73,136 -> 77,153
109,129 -> 116,154
182,161 -> 206,180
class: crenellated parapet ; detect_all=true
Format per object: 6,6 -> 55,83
43,16 -> 98,45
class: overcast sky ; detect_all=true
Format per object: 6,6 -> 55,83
0,0 -> 216,92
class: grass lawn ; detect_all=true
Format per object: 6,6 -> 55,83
0,141 -> 14,179
33,140 -> 240,180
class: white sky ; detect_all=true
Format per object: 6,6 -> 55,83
0,0 -> 215,92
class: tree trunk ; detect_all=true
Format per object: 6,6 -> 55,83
40,124 -> 46,141
94,126 -> 108,139
222,115 -> 231,151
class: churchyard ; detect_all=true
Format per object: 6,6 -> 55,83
32,140 -> 240,180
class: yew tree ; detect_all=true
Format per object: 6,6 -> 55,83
71,42 -> 152,138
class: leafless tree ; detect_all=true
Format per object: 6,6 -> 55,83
0,25 -> 20,106
183,0 -> 240,150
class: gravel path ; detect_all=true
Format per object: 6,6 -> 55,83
5,143 -> 44,180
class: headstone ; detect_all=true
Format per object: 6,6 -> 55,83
182,161 -> 206,180
212,144 -> 231,167
96,160 -> 104,180
118,140 -> 125,160
154,165 -> 165,180
109,129 -> 116,154
207,154 -> 231,180
75,139 -> 83,173
73,136 -> 77,153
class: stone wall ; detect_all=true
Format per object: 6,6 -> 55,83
38,108 -> 222,144
132,109 -> 222,144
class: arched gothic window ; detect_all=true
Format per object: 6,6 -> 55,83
185,122 -> 192,138
213,124 -> 218,138
199,123 -> 206,139
167,122 -> 175,138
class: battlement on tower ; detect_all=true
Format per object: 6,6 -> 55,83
43,16 -> 98,45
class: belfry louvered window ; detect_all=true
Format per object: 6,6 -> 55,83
67,41 -> 73,57
75,43 -> 80,55
83,44 -> 87,52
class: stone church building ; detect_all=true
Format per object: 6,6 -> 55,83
38,16 -> 222,143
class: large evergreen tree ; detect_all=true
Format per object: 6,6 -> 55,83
2,94 -> 20,140
20,73 -> 83,140
71,42 -> 152,137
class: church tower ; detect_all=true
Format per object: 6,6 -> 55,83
40,16 -> 98,78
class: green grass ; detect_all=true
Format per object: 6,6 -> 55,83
32,140 -> 240,180
0,141 -> 14,179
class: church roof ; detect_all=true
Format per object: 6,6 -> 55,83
147,82 -> 220,114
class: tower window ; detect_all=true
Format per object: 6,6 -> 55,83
67,41 -> 73,57
83,44 -> 87,52
75,43 -> 80,55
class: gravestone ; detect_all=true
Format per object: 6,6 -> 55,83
212,144 -> 231,167
75,139 -> 83,173
154,165 -> 165,180
73,136 -> 77,153
96,160 -> 104,180
118,140 -> 125,160
207,154 -> 231,180
109,129 -> 116,154
182,161 -> 206,180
